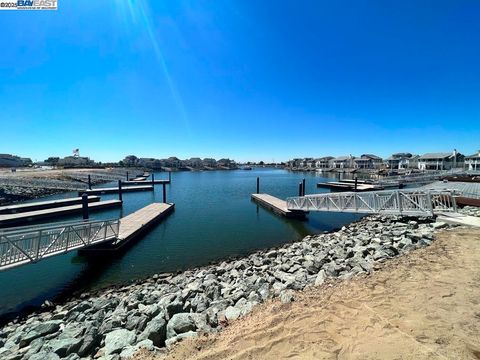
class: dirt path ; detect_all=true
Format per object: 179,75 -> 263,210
136,228 -> 480,360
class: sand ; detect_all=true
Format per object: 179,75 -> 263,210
135,228 -> 480,360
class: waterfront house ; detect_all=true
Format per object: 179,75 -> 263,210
186,157 -> 203,168
385,153 -> 419,170
315,156 -> 334,169
465,151 -> 480,170
417,151 -> 464,170
299,158 -> 314,168
202,158 -> 217,168
330,156 -> 354,169
287,158 -> 302,168
354,154 -> 383,169
217,158 -> 236,168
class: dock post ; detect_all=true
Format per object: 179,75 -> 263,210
354,177 -> 358,192
162,183 -> 167,203
256,177 -> 260,194
88,175 -> 91,190
118,180 -> 123,202
126,171 -> 129,181
82,193 -> 89,220
152,173 -> 155,187
302,178 -> 306,196
298,182 -> 303,196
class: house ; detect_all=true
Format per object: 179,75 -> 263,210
164,157 -> 181,168
202,158 -> 217,167
354,154 -> 383,169
385,153 -> 418,170
330,156 -> 354,169
315,156 -> 334,169
186,157 -> 203,168
287,158 -> 302,168
217,158 -> 236,168
299,158 -> 313,168
417,151 -> 464,170
465,151 -> 480,171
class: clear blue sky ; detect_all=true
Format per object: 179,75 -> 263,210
0,0 -> 479,162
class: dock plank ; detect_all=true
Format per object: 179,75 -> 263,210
0,196 -> 100,215
122,180 -> 170,186
251,193 -> 306,219
317,181 -> 384,191
0,200 -> 122,227
78,185 -> 153,196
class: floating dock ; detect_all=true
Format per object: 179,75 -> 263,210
0,196 -> 100,215
0,200 -> 122,228
317,181 -> 384,192
80,202 -> 175,252
251,193 -> 306,219
78,185 -> 153,196
122,179 -> 170,186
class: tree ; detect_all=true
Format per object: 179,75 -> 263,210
45,157 -> 59,166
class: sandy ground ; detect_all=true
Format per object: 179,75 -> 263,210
135,227 -> 480,360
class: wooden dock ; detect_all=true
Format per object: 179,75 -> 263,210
0,196 -> 100,215
122,179 -> 170,186
251,193 -> 306,219
80,202 -> 175,252
0,200 -> 122,228
317,181 -> 384,192
78,185 -> 153,196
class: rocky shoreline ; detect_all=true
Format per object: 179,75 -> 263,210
0,215 -> 457,360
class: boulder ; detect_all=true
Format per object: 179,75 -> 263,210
104,329 -> 136,355
138,312 -> 167,347
166,313 -> 196,339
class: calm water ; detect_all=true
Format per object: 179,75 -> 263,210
0,168 -> 362,318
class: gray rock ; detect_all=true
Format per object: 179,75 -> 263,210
46,337 -> 83,357
224,306 -> 241,321
279,289 -> 295,304
104,329 -> 136,355
138,312 -> 167,347
314,269 -> 326,286
28,352 -> 60,360
119,339 -> 154,360
77,325 -> 101,357
166,313 -> 196,339
165,331 -> 198,350
19,320 -> 62,347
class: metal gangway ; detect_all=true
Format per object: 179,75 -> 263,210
0,219 -> 119,271
286,189 -> 457,216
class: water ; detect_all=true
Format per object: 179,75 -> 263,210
0,168 -> 362,319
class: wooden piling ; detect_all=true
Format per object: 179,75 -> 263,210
88,175 -> 92,190
256,177 -> 260,194
354,177 -> 358,192
298,182 -> 303,196
302,178 -> 306,196
126,171 -> 129,181
82,193 -> 89,220
162,182 -> 167,203
118,180 -> 123,202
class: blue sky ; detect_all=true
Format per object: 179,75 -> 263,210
0,0 -> 479,162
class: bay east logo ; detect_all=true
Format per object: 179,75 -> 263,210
0,0 -> 57,10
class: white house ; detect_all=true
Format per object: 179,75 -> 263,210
465,151 -> 480,170
354,154 -> 383,169
385,153 -> 418,170
315,156 -> 334,169
417,151 -> 464,171
330,156 -> 354,169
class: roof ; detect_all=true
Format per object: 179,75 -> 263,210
418,152 -> 453,160
315,156 -> 334,161
360,154 -> 382,160
466,152 -> 480,159
333,156 -> 352,161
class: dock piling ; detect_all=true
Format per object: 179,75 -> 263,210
354,177 -> 358,192
88,175 -> 92,190
298,182 -> 303,196
302,178 -> 306,196
256,177 -> 260,194
118,180 -> 123,202
152,173 -> 155,187
126,171 -> 129,181
162,183 -> 167,203
82,193 -> 89,220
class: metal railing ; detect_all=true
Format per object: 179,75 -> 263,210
286,189 -> 457,216
0,219 -> 119,270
